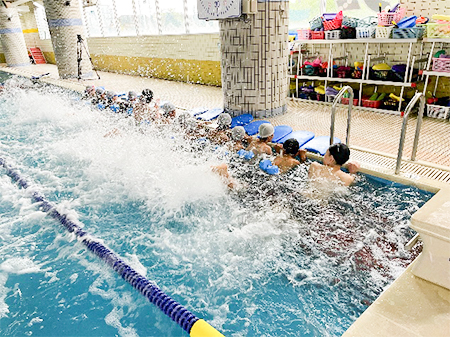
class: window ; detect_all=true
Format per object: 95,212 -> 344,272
115,0 -> 138,36
97,0 -> 119,36
34,5 -> 51,40
159,0 -> 185,35
289,0 -> 322,30
83,6 -> 102,37
135,0 -> 159,35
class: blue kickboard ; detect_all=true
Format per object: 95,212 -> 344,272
278,130 -> 315,147
231,114 -> 254,128
301,136 -> 342,156
188,107 -> 209,116
197,108 -> 223,121
272,125 -> 293,143
244,120 -> 270,136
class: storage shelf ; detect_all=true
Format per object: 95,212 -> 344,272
423,38 -> 450,44
295,38 -> 418,45
290,97 -> 401,116
290,75 -> 415,87
422,70 -> 450,78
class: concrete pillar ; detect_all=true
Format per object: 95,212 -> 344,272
43,0 -> 93,79
0,7 -> 30,67
220,1 -> 289,118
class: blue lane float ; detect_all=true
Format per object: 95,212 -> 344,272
244,120 -> 270,136
0,157 -> 223,337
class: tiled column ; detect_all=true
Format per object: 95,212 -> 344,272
220,1 -> 289,118
43,0 -> 93,79
0,7 -> 30,67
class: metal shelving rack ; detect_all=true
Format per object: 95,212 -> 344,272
288,38 -> 423,115
422,38 -> 450,97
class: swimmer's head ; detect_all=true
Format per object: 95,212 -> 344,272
95,87 -> 105,96
186,118 -> 198,131
176,111 -> 191,126
106,91 -> 116,99
258,123 -> 274,141
128,91 -> 138,100
161,102 -> 176,117
283,138 -> 299,156
141,89 -> 153,103
327,143 -> 350,166
217,113 -> 232,128
231,126 -> 246,141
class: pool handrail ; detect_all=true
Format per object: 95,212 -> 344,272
330,85 -> 353,147
395,92 -> 425,175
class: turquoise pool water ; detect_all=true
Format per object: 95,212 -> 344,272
0,74 -> 433,336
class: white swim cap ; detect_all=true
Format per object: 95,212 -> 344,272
217,113 -> 232,127
231,126 -> 246,141
258,123 -> 274,138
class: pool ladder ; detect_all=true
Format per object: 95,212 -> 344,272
395,92 -> 425,175
330,86 -> 354,146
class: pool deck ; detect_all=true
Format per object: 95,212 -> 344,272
1,63 -> 449,337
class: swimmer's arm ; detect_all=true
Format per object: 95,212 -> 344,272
338,171 -> 354,186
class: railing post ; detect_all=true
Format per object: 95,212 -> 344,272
395,92 -> 424,175
330,86 -> 353,146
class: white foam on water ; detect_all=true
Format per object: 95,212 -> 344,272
104,307 -> 138,337
0,257 -> 42,275
0,273 -> 10,319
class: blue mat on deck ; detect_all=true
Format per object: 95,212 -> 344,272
272,125 -> 293,143
197,108 -> 223,121
231,114 -> 254,128
301,136 -> 341,156
278,130 -> 315,146
244,120 -> 270,136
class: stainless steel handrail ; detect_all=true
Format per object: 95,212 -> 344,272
330,86 -> 354,146
395,92 -> 425,175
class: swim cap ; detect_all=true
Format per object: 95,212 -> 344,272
259,123 -> 274,139
186,118 -> 198,131
128,91 -> 137,99
176,111 -> 191,125
161,102 -> 176,115
217,113 -> 232,127
231,126 -> 246,141
328,143 -> 350,166
141,89 -> 153,103
95,87 -> 105,95
106,91 -> 116,99
283,138 -> 300,155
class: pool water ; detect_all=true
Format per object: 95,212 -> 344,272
0,75 -> 433,336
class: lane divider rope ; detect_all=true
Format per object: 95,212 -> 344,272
0,157 -> 224,337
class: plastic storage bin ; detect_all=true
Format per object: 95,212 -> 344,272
323,11 -> 343,31
377,7 -> 406,26
426,23 -> 450,39
309,16 -> 323,30
297,29 -> 311,40
325,30 -> 341,40
362,99 -> 382,108
341,97 -> 359,106
426,104 -> 450,119
356,26 -> 376,39
432,57 -> 450,73
342,16 -> 359,28
311,31 -> 325,39
392,27 -> 425,39
341,27 -> 356,39
376,26 -> 393,39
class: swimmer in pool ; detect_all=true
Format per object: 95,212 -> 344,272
160,102 -> 177,123
207,113 -> 232,144
133,89 -> 160,124
273,138 -> 302,174
308,143 -> 355,186
247,123 -> 274,156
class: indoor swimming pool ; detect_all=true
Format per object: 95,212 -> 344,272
0,75 -> 434,337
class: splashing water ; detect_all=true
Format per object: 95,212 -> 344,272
0,76 -> 432,337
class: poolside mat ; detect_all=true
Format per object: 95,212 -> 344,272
231,114 -> 254,128
272,125 -> 293,143
244,120 -> 270,136
302,136 -> 341,155
277,130 -> 315,146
